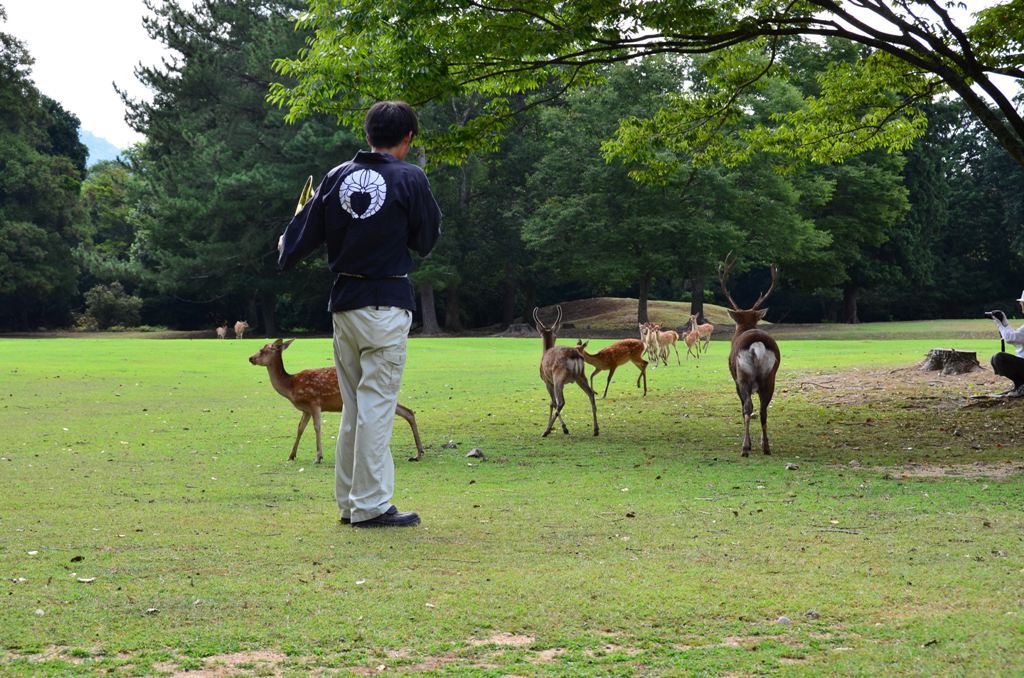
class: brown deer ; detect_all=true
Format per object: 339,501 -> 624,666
234,320 -> 250,339
249,339 -> 425,463
216,324 -> 229,339
534,306 -> 599,436
690,314 -> 714,353
719,255 -> 781,457
651,323 -> 681,366
683,327 -> 701,359
639,322 -> 661,366
576,338 -> 648,398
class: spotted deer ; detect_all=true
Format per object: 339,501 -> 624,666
249,339 -> 425,462
534,306 -> 599,436
576,338 -> 648,398
719,255 -> 781,456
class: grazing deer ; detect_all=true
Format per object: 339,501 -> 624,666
691,314 -> 714,353
234,320 -> 250,339
576,338 -> 648,398
534,306 -> 599,436
684,327 -> 701,359
719,255 -> 781,456
216,324 -> 229,339
249,339 -> 425,463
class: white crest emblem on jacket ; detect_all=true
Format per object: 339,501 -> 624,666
339,169 -> 387,219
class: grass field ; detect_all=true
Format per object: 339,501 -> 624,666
1,333 -> 1023,676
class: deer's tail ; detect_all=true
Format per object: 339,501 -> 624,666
565,352 -> 586,379
736,342 -> 777,383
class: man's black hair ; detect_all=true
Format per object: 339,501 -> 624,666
364,101 -> 419,149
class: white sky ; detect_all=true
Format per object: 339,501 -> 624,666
3,0 -> 175,148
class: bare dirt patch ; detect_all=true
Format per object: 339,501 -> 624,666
532,647 -> 566,663
788,364 -> 1004,408
469,632 -> 536,647
169,650 -> 288,677
871,460 -> 1024,480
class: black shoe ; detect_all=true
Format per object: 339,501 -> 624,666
352,505 -> 421,528
339,516 -> 351,525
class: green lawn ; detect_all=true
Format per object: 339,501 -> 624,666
1,334 -> 1022,676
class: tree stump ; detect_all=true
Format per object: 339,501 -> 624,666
921,348 -> 981,375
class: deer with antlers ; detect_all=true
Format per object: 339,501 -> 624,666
249,339 -> 425,463
719,255 -> 781,457
534,306 -> 599,436
576,338 -> 648,398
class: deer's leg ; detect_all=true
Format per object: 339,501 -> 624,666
759,394 -> 771,455
553,382 -> 570,435
290,411 -> 311,461
311,405 -> 324,464
542,381 -> 558,437
557,383 -> 573,436
589,367 -> 601,393
578,375 -> 599,436
395,403 -> 424,461
634,358 -> 648,396
737,384 -> 753,457
672,342 -> 681,365
602,366 -> 617,399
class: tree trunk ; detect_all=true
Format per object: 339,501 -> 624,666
444,283 -> 463,332
259,291 -> 278,337
523,282 -> 536,320
501,263 -> 516,329
689,276 -> 706,322
637,274 -> 650,324
247,296 -> 259,335
842,285 -> 859,324
419,283 -> 441,336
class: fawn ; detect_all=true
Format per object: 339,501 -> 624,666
249,339 -> 425,462
690,314 -> 714,353
684,327 -> 701,359
576,338 -> 648,398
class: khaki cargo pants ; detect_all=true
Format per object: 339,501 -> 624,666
332,306 -> 412,522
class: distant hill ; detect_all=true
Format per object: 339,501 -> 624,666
80,130 -> 122,166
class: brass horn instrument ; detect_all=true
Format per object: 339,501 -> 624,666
294,175 -> 314,216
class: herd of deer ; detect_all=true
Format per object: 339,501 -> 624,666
217,320 -> 250,339
533,256 -> 781,456
247,256 -> 780,462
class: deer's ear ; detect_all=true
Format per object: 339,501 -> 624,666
273,338 -> 283,346
756,308 -> 768,320
727,309 -> 741,323
281,339 -> 294,349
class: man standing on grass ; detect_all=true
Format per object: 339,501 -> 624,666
278,101 -> 442,527
987,289 -> 1024,396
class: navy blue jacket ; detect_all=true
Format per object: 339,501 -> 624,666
278,151 -> 442,312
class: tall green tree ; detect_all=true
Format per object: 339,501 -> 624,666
522,60 -> 826,323
271,1 -> 1024,169
124,0 -> 361,333
0,7 -> 87,329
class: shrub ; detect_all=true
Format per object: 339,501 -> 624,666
83,282 -> 143,329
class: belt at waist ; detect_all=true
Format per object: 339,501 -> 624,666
338,272 -> 409,280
